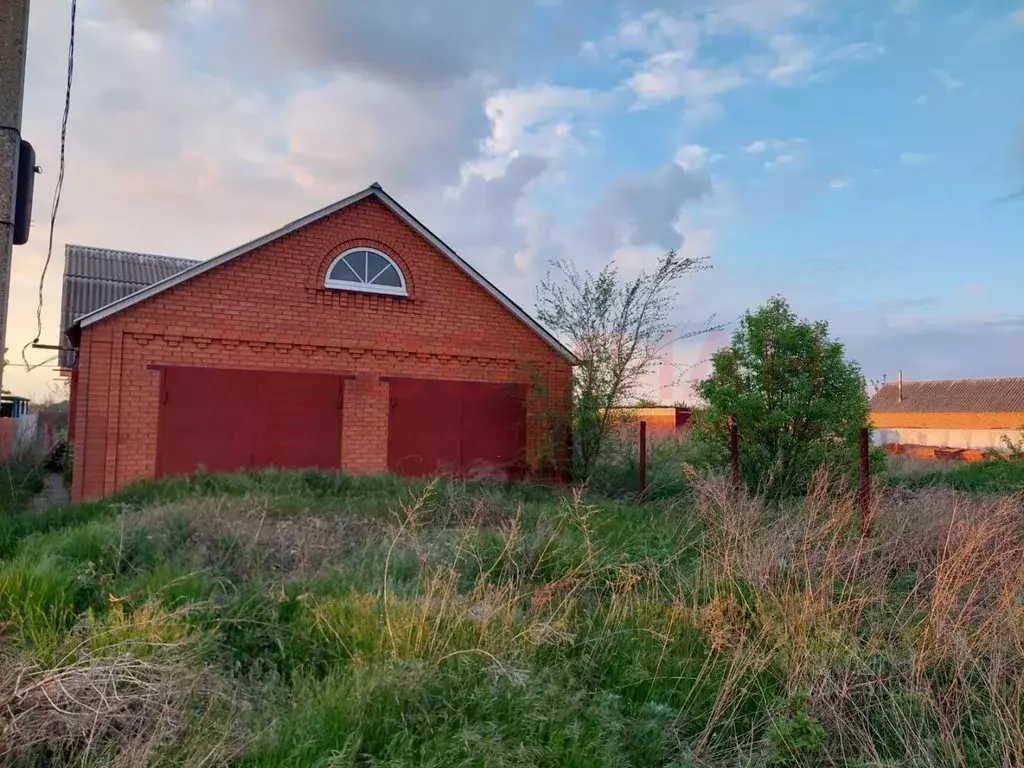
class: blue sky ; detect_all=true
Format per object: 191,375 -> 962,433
10,0 -> 1024,400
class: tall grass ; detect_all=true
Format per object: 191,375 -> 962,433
2,468 -> 1023,765
885,455 -> 1024,493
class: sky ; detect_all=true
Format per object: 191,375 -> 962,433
8,0 -> 1024,402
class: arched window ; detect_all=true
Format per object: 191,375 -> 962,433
324,248 -> 408,296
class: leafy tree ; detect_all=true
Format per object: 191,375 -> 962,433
692,297 -> 869,498
536,249 -> 710,479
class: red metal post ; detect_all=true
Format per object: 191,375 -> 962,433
729,417 -> 740,490
859,426 -> 871,538
639,420 -> 648,497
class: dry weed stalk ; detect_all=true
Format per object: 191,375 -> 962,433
0,639 -> 222,766
688,468 -> 1024,764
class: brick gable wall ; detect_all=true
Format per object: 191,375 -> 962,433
71,197 -> 572,500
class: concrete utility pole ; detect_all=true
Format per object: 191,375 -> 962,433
0,0 -> 31,395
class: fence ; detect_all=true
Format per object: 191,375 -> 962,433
0,413 -> 61,463
631,420 -> 874,535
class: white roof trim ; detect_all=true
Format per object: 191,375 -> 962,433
73,185 -> 578,364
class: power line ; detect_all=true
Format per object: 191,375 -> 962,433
22,0 -> 76,373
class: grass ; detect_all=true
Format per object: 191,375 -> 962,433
2,463 -> 1024,765
884,453 -> 1024,493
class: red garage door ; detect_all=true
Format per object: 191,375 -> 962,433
156,367 -> 343,478
387,378 -> 527,479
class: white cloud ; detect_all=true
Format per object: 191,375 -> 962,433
674,144 -> 710,172
479,85 -> 609,155
599,10 -> 701,56
893,0 -> 920,14
915,94 -> 929,106
705,0 -> 814,34
742,137 -> 804,155
900,152 -> 934,166
628,52 -> 746,116
765,153 -> 796,171
762,37 -> 885,85
765,34 -> 818,85
932,69 -> 964,91
597,3 -> 881,116
680,227 -> 717,262
826,42 -> 886,62
827,176 -> 852,190
1012,9 -> 1024,26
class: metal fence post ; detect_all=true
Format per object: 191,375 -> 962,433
639,420 -> 647,497
859,426 -> 871,538
729,417 -> 740,490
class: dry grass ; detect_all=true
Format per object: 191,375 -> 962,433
687,468 -> 1024,765
0,609 -> 239,767
136,496 -> 373,579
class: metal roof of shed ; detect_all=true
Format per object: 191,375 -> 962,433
59,245 -> 199,367
869,377 -> 1024,413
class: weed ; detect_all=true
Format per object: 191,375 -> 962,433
3,467 -> 1024,765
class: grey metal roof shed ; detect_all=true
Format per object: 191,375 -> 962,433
59,245 -> 199,368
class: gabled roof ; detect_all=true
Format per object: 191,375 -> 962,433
67,183 -> 577,364
60,245 -> 199,367
870,377 -> 1024,413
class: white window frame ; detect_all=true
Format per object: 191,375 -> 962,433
324,247 -> 408,297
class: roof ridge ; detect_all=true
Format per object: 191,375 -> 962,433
879,376 -> 1024,385
65,243 -> 201,264
64,273 -> 166,287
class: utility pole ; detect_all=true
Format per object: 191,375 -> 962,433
0,0 -> 31,395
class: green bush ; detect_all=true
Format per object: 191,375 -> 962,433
691,297 -> 871,499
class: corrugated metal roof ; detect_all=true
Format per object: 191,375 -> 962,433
869,377 -> 1024,413
60,245 -> 199,367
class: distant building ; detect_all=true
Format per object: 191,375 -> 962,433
606,406 -> 692,441
0,395 -> 30,418
870,376 -> 1024,455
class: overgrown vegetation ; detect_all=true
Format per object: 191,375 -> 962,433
3,462 -> 1024,766
885,453 -> 1024,493
536,249 -> 712,480
692,297 -> 873,499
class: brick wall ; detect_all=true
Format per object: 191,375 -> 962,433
71,197 -> 572,501
871,411 -> 1024,430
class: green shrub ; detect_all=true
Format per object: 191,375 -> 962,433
691,297 -> 870,499
763,689 -> 829,767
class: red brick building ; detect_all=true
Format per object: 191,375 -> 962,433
63,184 -> 575,501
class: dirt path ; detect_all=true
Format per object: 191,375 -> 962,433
30,472 -> 69,510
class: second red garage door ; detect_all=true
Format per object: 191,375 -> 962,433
156,367 -> 343,478
387,378 -> 527,479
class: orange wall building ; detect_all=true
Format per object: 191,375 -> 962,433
870,377 -> 1024,455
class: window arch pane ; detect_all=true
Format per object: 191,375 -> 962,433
374,265 -> 402,287
365,251 -> 389,281
325,248 -> 408,296
328,259 -> 361,283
